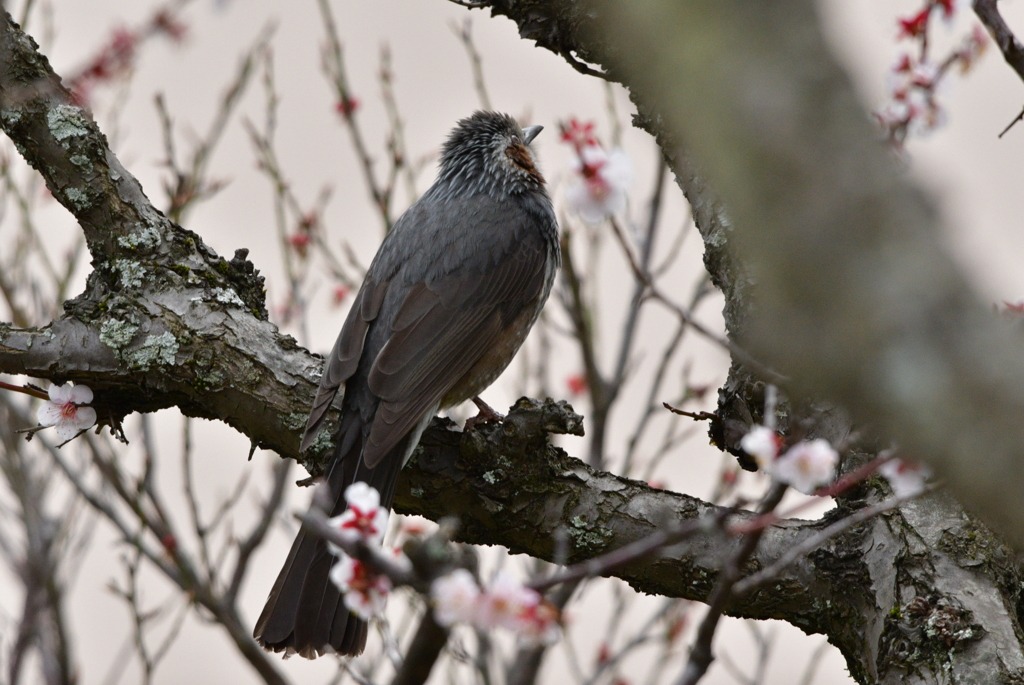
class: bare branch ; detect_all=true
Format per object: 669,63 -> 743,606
225,457 -> 291,605
973,0 -> 1024,84
675,483 -> 787,685
733,488 -> 928,597
317,0 -> 394,231
451,19 -> 493,110
389,610 -> 449,685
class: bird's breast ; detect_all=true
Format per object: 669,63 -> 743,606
440,294 -> 545,409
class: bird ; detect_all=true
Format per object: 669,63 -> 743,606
254,111 -> 560,658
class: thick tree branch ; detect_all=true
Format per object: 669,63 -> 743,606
395,400 -> 1024,683
395,403 -> 828,622
0,11 -> 325,467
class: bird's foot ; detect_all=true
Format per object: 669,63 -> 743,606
465,396 -> 504,431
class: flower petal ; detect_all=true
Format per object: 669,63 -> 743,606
54,420 -> 82,442
431,569 -> 481,627
344,481 -> 381,511
67,384 -> 94,404
70,406 -> 97,432
773,439 -> 838,494
37,402 -> 63,427
48,384 -> 73,404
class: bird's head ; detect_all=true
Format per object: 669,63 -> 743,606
437,111 -> 545,197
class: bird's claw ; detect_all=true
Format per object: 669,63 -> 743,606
466,396 -> 504,431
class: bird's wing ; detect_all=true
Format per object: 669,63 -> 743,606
361,230 -> 550,468
299,279 -> 389,452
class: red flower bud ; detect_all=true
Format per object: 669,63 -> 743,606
898,8 -> 931,39
336,96 -> 360,118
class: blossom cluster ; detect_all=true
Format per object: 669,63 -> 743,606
875,1 -> 988,145
431,569 -> 562,645
559,118 -> 632,224
327,483 -> 561,643
285,211 -> 319,261
280,209 -> 350,311
740,426 -> 930,498
326,482 -> 408,619
566,373 -> 587,397
335,95 -> 361,118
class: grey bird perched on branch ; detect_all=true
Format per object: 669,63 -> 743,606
254,111 -> 560,658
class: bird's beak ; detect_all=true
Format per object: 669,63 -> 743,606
522,125 -> 543,145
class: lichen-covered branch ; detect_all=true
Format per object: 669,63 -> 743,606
0,302 -> 326,463
0,11 -> 318,465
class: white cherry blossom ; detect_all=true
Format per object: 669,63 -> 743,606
431,568 -> 481,627
739,425 -> 782,471
327,481 -> 390,554
879,458 -> 931,498
772,439 -> 838,495
475,572 -> 539,631
510,598 -> 562,645
429,569 -> 561,644
37,383 -> 97,441
566,144 -> 632,224
328,556 -> 392,620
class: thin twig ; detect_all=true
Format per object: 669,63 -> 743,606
608,216 -> 786,385
998,104 -> 1024,138
797,639 -> 832,685
560,49 -> 611,81
973,0 -> 1024,84
663,404 -> 716,423
0,379 -> 48,400
559,228 -> 608,468
653,215 -> 693,278
733,487 -> 930,596
452,18 -> 493,110
529,514 -> 712,594
622,277 -> 711,476
581,598 -> 677,685
674,483 -> 788,685
609,158 -> 666,410
379,44 -> 418,204
317,0 -> 394,231
225,457 -> 290,604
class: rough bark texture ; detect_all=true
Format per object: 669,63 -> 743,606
2,4 -> 1024,684
0,14 -> 323,467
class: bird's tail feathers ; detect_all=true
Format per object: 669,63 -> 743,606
253,414 -> 405,658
